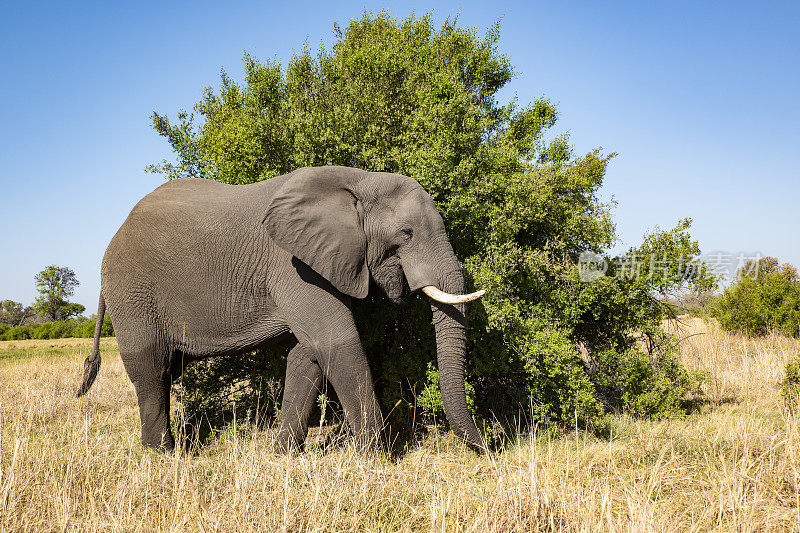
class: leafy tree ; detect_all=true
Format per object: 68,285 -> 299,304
33,265 -> 86,321
150,12 -> 714,441
0,300 -> 34,326
713,257 -> 800,337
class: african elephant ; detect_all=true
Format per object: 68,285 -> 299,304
76,166 -> 486,453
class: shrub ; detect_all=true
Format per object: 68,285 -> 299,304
72,315 -> 114,338
593,343 -> 708,419
72,319 -> 94,338
0,317 -> 113,341
174,346 -> 287,441
152,12 -> 715,443
781,358 -> 800,412
1,324 -> 34,340
52,319 -> 80,339
713,257 -> 800,337
29,320 -> 79,340
32,322 -> 53,339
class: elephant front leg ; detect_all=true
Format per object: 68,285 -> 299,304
271,270 -> 384,452
316,335 -> 384,452
274,343 -> 323,453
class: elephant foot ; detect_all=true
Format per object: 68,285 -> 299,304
142,430 -> 175,453
273,430 -> 303,454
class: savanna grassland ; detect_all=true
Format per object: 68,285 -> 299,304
1,319 -> 798,532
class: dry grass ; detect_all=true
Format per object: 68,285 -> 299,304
0,337 -> 117,350
1,321 -> 799,531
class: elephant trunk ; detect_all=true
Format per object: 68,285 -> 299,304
429,269 -> 486,452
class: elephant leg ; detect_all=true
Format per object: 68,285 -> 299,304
133,375 -> 174,451
274,343 -> 323,453
118,339 -> 174,452
316,335 -> 383,451
272,262 -> 384,451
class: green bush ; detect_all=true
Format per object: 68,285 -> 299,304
780,358 -> 800,412
32,322 -> 53,339
72,319 -> 94,338
152,12 -> 715,443
1,323 -> 34,340
51,319 -> 82,339
0,316 -> 113,341
713,257 -> 800,337
174,346 -> 287,442
593,342 -> 708,419
72,315 -> 114,338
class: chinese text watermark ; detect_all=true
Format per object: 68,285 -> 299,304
577,251 -> 764,283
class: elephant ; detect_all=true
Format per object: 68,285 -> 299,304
76,165 -> 486,453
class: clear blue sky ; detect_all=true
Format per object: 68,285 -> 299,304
1,1 -> 798,313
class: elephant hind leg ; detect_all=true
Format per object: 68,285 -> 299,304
118,339 -> 175,452
133,376 -> 174,451
274,342 -> 323,454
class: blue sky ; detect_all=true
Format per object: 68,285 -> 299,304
1,1 -> 798,312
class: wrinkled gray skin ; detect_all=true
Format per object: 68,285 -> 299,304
77,166 -> 485,453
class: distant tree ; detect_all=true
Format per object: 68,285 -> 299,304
0,300 -> 34,326
33,265 -> 86,321
713,257 -> 800,337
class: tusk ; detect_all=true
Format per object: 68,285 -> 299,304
421,286 -> 486,304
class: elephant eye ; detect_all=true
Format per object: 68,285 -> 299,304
400,228 -> 413,241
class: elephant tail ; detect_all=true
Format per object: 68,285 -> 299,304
77,292 -> 105,397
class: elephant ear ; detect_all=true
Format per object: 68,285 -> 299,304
264,167 -> 370,299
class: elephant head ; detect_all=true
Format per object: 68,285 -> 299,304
263,166 -> 486,450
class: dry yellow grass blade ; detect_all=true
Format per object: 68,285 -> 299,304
0,320 -> 798,531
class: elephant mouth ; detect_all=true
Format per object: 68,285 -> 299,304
370,256 -> 406,304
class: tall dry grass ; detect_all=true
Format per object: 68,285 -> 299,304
1,320 -> 798,531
